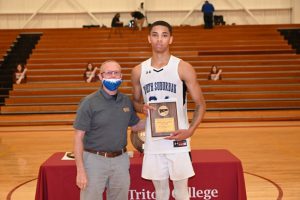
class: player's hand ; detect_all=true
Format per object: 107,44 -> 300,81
141,104 -> 155,115
165,129 -> 193,141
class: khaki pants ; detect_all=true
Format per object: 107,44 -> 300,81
80,152 -> 130,200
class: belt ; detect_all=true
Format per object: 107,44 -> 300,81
84,148 -> 127,158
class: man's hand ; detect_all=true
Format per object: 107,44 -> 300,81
76,169 -> 88,190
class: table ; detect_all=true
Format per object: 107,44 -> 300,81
35,149 -> 247,200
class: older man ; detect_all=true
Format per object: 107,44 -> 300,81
74,60 -> 145,200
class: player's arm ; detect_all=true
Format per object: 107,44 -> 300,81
181,61 -> 206,133
166,61 -> 206,140
131,64 -> 153,114
131,64 -> 144,112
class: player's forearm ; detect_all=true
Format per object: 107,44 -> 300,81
189,103 -> 206,134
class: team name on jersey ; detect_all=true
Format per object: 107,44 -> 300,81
143,81 -> 177,95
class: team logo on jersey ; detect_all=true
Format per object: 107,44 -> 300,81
149,96 -> 157,101
173,140 -> 187,147
158,105 -> 169,117
145,70 -> 151,74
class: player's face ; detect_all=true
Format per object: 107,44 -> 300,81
148,25 -> 173,53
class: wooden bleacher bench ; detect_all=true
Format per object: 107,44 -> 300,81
0,104 -> 78,114
1,25 -> 300,117
29,52 -> 298,60
26,58 -> 300,66
2,99 -> 300,114
5,91 -> 300,106
24,73 -> 300,83
9,84 -> 300,95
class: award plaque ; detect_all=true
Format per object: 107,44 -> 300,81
149,101 -> 178,137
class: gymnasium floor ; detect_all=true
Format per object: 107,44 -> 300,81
0,121 -> 300,200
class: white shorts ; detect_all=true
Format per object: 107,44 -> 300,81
141,152 -> 195,181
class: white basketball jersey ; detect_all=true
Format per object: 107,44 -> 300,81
140,55 -> 190,154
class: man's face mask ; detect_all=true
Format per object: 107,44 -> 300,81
102,78 -> 122,91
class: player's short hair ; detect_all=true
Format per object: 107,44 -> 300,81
149,20 -> 172,35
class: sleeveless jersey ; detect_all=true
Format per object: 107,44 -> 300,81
140,55 -> 190,154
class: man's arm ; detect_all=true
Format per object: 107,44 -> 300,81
166,60 -> 206,140
74,129 -> 87,190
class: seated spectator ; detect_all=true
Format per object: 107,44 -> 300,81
130,11 -> 145,31
84,63 -> 98,83
14,64 -> 27,84
208,65 -> 222,80
111,13 -> 123,27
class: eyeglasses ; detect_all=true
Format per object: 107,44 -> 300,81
101,71 -> 122,77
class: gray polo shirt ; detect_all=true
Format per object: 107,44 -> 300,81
73,89 -> 140,152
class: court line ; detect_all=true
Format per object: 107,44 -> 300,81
6,178 -> 37,200
244,171 -> 283,200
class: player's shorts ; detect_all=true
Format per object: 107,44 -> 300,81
141,152 -> 195,181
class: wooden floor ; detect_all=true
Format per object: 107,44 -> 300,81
0,120 -> 300,200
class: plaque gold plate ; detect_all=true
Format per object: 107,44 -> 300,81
149,101 -> 178,137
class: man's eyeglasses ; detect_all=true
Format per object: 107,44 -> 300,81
101,71 -> 122,77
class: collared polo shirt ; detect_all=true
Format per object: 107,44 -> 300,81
73,89 -> 140,152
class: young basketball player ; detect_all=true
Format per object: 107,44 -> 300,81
131,21 -> 206,200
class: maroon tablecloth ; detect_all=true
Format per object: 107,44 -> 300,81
35,149 -> 247,200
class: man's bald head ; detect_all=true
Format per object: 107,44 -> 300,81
100,60 -> 121,74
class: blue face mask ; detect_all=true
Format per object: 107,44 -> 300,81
102,78 -> 122,91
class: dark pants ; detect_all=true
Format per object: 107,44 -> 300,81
203,12 -> 213,29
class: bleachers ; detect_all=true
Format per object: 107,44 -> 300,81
0,30 -> 19,59
0,30 -> 20,106
1,25 -> 300,119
